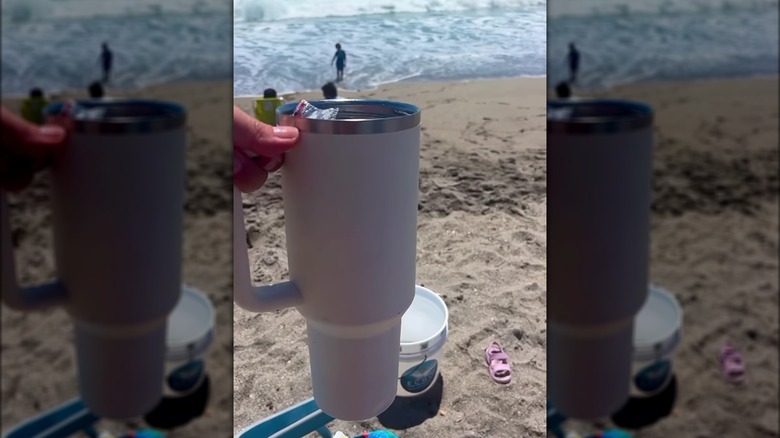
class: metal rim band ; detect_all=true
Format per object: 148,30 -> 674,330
276,99 -> 421,135
45,98 -> 187,134
548,98 -> 654,134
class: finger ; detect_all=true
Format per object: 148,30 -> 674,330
233,106 -> 299,157
234,148 -> 269,193
1,107 -> 66,156
253,155 -> 285,173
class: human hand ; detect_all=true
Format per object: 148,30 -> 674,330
0,107 -> 66,192
233,105 -> 300,193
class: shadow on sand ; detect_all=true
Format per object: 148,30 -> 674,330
377,374 -> 444,430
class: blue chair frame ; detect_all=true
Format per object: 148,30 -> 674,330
4,396 -> 334,438
2,398 -> 99,438
235,397 -> 334,438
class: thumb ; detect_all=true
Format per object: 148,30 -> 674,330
1,107 -> 66,155
23,125 -> 66,147
233,106 -> 299,157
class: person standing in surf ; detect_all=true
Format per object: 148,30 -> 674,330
99,42 -> 113,84
566,42 -> 580,84
331,43 -> 347,82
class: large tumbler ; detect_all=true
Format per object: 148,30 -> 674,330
234,100 -> 421,421
1,99 -> 187,419
547,99 -> 654,419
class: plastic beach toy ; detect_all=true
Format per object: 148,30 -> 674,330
356,431 -> 399,438
333,431 -> 398,438
101,429 -> 166,438
719,343 -> 746,384
118,429 -> 166,438
585,430 -> 633,438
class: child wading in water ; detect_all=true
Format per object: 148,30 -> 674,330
331,43 -> 347,82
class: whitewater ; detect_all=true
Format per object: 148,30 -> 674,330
233,0 -> 547,96
548,0 -> 778,90
1,0 -> 232,96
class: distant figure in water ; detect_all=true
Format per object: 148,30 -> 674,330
555,81 -> 572,99
331,43 -> 347,82
567,42 -> 580,84
20,88 -> 48,125
263,88 -> 278,98
100,42 -> 113,84
321,82 -> 338,99
88,81 -> 105,98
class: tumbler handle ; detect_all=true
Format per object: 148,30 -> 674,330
1,191 -> 67,311
233,187 -> 302,312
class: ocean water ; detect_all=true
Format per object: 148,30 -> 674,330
548,0 -> 779,90
1,0 -> 232,96
233,0 -> 547,96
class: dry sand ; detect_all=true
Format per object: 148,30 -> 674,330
233,77 -> 548,437
564,77 -> 779,437
1,81 -> 233,437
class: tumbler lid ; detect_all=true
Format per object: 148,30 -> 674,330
548,99 -> 653,134
46,99 -> 186,134
277,99 -> 420,135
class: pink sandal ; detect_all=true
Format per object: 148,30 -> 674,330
719,343 -> 746,384
485,341 -> 512,384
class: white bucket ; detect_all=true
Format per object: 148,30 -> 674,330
630,285 -> 682,397
163,286 -> 215,397
397,285 -> 449,397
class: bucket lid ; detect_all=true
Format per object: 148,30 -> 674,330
633,285 -> 682,361
400,286 -> 448,355
166,286 -> 215,361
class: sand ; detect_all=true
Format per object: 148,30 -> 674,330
233,77 -> 548,437
1,81 -> 234,437
563,77 -> 779,436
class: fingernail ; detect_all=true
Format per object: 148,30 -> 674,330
37,125 -> 66,141
273,126 -> 299,139
233,155 -> 243,174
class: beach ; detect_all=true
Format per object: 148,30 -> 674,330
233,77 -> 548,437
1,80 -> 233,437
563,76 -> 779,437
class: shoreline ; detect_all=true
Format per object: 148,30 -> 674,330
233,74 -> 548,98
1,77 -> 232,100
550,73 -> 779,95
2,80 -> 232,125
235,72 -> 777,101
233,77 -> 546,117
